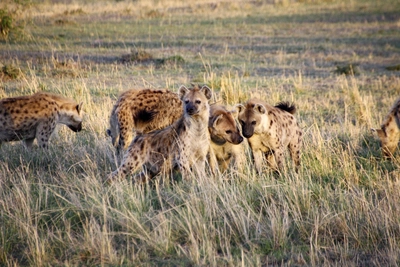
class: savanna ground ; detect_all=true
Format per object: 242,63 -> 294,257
1,0 -> 400,265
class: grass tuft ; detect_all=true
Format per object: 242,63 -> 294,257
1,0 -> 400,265
0,64 -> 22,80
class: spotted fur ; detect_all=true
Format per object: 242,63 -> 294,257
0,92 -> 83,149
372,97 -> 400,158
106,85 -> 212,183
236,98 -> 302,173
107,88 -> 183,155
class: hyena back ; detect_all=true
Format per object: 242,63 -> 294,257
107,88 -> 183,154
0,92 -> 83,149
106,85 -> 212,183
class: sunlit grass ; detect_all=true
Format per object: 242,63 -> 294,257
0,0 -> 400,265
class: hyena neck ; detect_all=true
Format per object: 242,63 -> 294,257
185,109 -> 209,137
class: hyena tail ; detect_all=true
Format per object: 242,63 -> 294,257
134,110 -> 159,123
275,102 -> 296,114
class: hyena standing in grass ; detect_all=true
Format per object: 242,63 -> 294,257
236,98 -> 302,174
106,85 -> 212,183
0,92 -> 83,149
107,88 -> 183,155
372,97 -> 400,158
208,104 -> 244,173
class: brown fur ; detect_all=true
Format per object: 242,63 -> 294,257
372,97 -> 400,158
0,92 -> 83,149
208,104 -> 244,173
107,88 -> 183,155
106,85 -> 212,183
237,98 -> 302,173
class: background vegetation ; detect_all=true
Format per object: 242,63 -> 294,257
1,0 -> 400,265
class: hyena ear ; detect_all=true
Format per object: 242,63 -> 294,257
212,114 -> 224,128
255,104 -> 266,114
77,102 -> 83,113
178,85 -> 189,100
371,128 -> 386,139
200,85 -> 212,100
235,104 -> 245,114
229,108 -> 238,118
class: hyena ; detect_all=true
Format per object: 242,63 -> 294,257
208,104 -> 244,173
106,85 -> 212,183
236,98 -> 302,173
0,92 -> 83,149
372,97 -> 400,158
107,88 -> 183,155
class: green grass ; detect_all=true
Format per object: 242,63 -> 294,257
1,0 -> 400,265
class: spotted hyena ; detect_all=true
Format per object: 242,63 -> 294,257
0,92 -> 83,149
208,104 -> 244,173
106,85 -> 212,183
236,99 -> 302,173
372,97 -> 400,158
107,88 -> 183,155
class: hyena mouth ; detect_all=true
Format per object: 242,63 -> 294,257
231,135 -> 244,145
68,123 -> 82,132
186,108 -> 199,116
243,132 -> 253,138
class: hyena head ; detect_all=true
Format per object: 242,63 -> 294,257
59,102 -> 84,132
179,84 -> 212,118
372,123 -> 399,159
236,100 -> 266,138
209,104 -> 243,145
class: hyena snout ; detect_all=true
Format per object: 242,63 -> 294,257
185,102 -> 198,115
68,122 -> 82,132
242,124 -> 255,138
230,131 -> 244,144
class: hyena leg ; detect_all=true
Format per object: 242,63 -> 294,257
117,112 -> 134,152
265,151 -> 278,172
289,141 -> 301,172
36,121 -> 56,149
194,157 -> 207,177
219,158 -> 231,173
133,163 -> 161,183
207,149 -> 220,176
252,149 -> 264,174
23,138 -> 35,149
106,145 -> 146,183
175,156 -> 192,180
233,148 -> 245,173
272,147 -> 285,171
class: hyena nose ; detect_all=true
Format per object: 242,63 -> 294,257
186,106 -> 196,115
243,131 -> 253,138
238,135 -> 244,143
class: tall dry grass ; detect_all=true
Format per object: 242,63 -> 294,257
1,0 -> 400,265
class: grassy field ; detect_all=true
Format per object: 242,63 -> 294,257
1,0 -> 400,265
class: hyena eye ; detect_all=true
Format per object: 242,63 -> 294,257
185,100 -> 190,104
251,121 -> 257,125
195,100 -> 201,104
240,120 -> 245,125
225,130 -> 232,134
